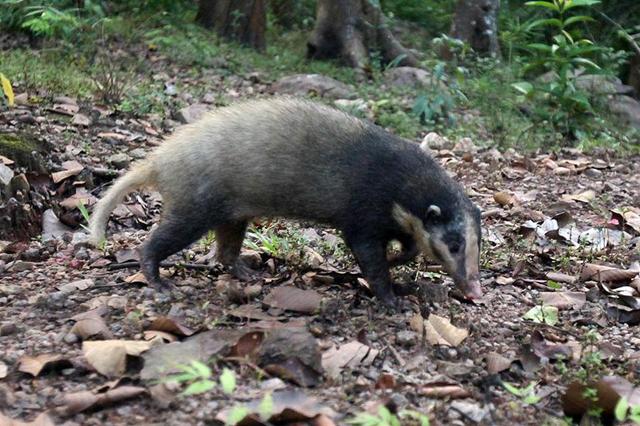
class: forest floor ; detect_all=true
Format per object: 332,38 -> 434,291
1,31 -> 640,426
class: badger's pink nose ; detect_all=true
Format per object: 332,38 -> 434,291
463,279 -> 483,300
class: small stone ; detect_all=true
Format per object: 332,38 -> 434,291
10,261 -> 35,272
272,74 -> 355,99
176,103 -> 209,124
53,96 -> 77,105
129,148 -> 147,160
107,153 -> 131,169
421,132 -> 451,150
164,83 -> 177,96
9,174 -> 29,195
0,322 -> 18,336
449,400 -> 489,423
385,67 -> 432,88
396,330 -> 417,347
72,113 -> 91,126
584,168 -> 602,178
453,137 -> 477,154
334,98 -> 367,112
0,163 -> 14,186
71,232 -> 90,246
202,92 -> 216,104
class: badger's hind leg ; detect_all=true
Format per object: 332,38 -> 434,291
140,210 -> 208,292
214,221 -> 255,280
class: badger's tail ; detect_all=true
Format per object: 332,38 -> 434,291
88,162 -> 155,245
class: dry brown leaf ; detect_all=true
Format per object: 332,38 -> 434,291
82,340 -> 154,377
539,292 -> 586,309
0,361 -> 7,378
57,278 -> 94,293
0,155 -> 14,166
216,389 -> 336,425
562,375 -> 640,418
0,412 -> 55,426
374,373 -> 396,390
423,314 -> 469,347
495,276 -> 514,285
418,381 -> 471,398
321,341 -> 379,379
263,286 -> 323,314
58,385 -> 147,416
562,189 -> 596,203
610,207 -> 640,234
546,271 -> 576,284
124,271 -> 147,284
70,316 -> 113,340
493,191 -> 514,207
485,352 -> 513,374
143,330 -> 178,343
18,354 -> 71,377
148,316 -> 195,337
51,160 -> 83,183
580,264 -> 638,283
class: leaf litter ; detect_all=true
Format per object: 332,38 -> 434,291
1,56 -> 639,426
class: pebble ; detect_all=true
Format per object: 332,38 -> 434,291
107,153 -> 131,169
396,330 -> 417,347
0,322 -> 18,336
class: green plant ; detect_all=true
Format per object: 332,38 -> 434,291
245,224 -> 307,263
164,361 -> 236,396
347,406 -> 430,426
503,381 -> 543,405
412,61 -> 466,126
512,0 -> 604,138
615,397 -> 640,424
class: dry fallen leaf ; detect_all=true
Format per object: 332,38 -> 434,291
216,389 -> 336,425
148,316 -> 195,337
539,292 -> 586,310
418,381 -> 471,399
83,340 -> 154,377
51,160 -> 83,183
263,286 -> 323,314
493,191 -> 514,207
18,354 -> 72,377
57,385 -> 147,416
561,189 -> 596,203
485,352 -> 513,374
562,375 -> 640,418
0,360 -> 7,378
546,271 -> 576,284
70,316 -> 113,340
580,264 -> 638,283
321,341 -> 379,379
411,314 -> 469,347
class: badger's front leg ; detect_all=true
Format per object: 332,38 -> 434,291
345,233 -> 396,307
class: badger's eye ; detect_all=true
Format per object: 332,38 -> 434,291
449,241 -> 462,253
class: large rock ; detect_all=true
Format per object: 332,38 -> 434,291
271,74 -> 355,99
385,66 -> 431,88
176,103 -> 210,124
608,95 -> 640,129
575,74 -> 634,95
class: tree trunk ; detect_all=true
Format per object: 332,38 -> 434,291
629,53 -> 640,97
270,0 -> 297,29
307,0 -> 419,74
196,0 -> 266,51
450,0 -> 500,56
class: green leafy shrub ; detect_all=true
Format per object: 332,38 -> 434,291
512,0 -> 605,138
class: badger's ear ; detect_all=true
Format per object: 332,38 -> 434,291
427,205 -> 441,218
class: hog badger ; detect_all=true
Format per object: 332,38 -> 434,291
89,98 -> 482,305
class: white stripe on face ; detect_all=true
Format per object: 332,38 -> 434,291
464,215 -> 480,281
392,204 -> 434,258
